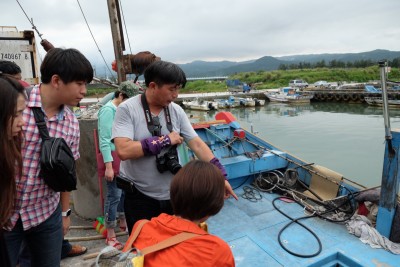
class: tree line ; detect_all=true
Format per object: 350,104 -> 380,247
278,57 -> 400,70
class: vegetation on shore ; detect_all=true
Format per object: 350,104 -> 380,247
180,66 -> 400,93
87,66 -> 400,96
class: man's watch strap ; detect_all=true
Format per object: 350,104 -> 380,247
62,209 -> 72,217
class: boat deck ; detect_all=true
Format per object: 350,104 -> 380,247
208,181 -> 398,267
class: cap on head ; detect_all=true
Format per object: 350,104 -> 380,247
119,81 -> 142,98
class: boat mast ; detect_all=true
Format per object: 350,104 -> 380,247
107,0 -> 127,83
106,0 -> 160,84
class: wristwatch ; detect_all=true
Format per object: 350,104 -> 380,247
62,209 -> 72,217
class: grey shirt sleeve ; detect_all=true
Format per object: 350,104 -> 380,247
111,102 -> 134,141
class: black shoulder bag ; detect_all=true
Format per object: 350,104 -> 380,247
31,107 -> 77,192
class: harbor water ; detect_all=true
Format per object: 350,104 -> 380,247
185,102 -> 400,188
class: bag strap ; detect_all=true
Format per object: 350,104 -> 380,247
122,219 -> 149,252
140,232 -> 200,256
122,219 -> 201,255
25,86 -> 33,99
31,107 -> 51,140
25,87 -> 51,140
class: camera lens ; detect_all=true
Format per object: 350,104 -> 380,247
167,161 -> 181,174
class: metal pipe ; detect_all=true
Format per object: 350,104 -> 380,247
379,60 -> 395,157
379,61 -> 391,140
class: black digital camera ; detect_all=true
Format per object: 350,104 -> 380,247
156,145 -> 182,174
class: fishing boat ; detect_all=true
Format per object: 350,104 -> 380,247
214,96 -> 241,109
233,96 -> 257,107
181,62 -> 400,267
265,87 -> 314,103
365,97 -> 400,107
183,110 -> 399,266
254,98 -> 265,106
182,98 -> 219,111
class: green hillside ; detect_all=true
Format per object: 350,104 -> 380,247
180,66 -> 400,93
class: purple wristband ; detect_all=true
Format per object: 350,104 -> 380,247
140,135 -> 171,156
210,157 -> 227,177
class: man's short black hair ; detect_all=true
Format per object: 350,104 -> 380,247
144,60 -> 186,88
40,48 -> 93,84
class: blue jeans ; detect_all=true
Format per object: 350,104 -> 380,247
104,178 -> 125,228
18,239 -> 71,266
61,239 -> 72,259
4,205 -> 63,267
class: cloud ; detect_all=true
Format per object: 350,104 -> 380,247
2,0 -> 399,76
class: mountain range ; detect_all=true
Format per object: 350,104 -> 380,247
178,49 -> 400,77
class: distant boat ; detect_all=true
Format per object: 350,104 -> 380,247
214,96 -> 241,109
182,98 -> 218,111
214,96 -> 265,108
232,96 -> 256,107
253,98 -> 265,106
265,87 -> 314,103
365,97 -> 400,107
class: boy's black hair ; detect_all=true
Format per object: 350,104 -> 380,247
40,48 -> 93,84
144,60 -> 186,88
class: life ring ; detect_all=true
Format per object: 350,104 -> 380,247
342,94 -> 350,101
350,94 -> 359,102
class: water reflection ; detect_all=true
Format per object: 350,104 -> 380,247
229,107 -> 261,122
186,102 -> 400,121
310,102 -> 400,117
264,103 -> 314,117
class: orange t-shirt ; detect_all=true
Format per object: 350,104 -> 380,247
132,213 -> 235,267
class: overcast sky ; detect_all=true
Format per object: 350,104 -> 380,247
1,0 -> 399,76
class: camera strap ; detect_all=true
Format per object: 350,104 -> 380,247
141,93 -> 172,136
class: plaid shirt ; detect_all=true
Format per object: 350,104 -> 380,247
6,85 -> 80,231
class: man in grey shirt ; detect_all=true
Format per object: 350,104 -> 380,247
112,61 -> 237,233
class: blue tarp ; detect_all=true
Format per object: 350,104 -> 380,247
365,85 -> 381,93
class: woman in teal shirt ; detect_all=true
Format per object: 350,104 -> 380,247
98,82 -> 140,249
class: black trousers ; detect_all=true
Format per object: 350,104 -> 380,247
123,185 -> 173,234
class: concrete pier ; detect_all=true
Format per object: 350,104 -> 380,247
73,119 -> 105,219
